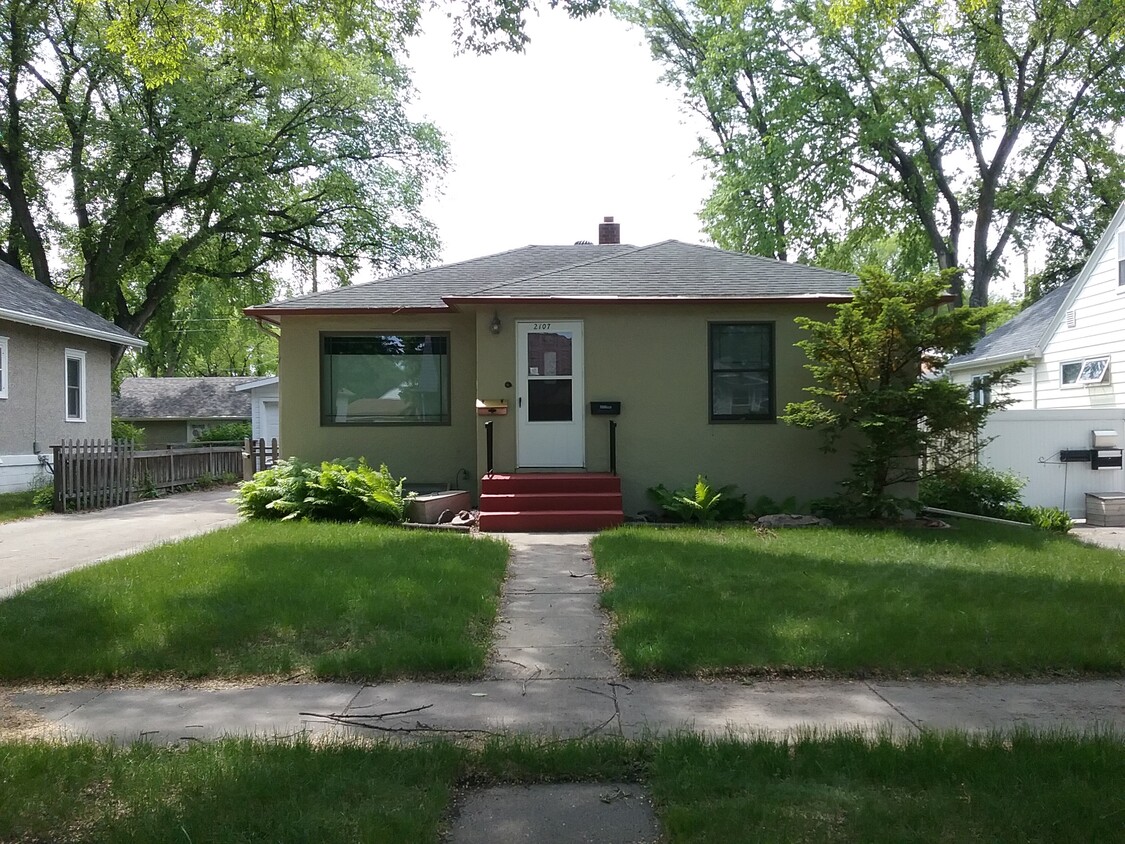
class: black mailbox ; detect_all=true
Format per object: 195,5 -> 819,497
590,401 -> 621,416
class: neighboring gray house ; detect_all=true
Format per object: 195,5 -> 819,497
0,263 -> 144,492
113,377 -> 257,445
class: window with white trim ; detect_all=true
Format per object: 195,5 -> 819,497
1060,355 -> 1110,387
0,335 -> 8,399
64,349 -> 86,421
1118,230 -> 1125,287
970,374 -> 991,406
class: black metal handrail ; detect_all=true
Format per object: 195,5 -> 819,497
609,420 -> 617,476
485,420 -> 494,475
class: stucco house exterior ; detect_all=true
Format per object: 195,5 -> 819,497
948,201 -> 1125,515
113,376 -> 257,445
245,219 -> 861,529
0,262 -> 143,492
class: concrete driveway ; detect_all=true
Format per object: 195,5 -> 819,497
0,488 -> 240,599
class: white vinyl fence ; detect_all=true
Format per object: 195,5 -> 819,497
977,408 -> 1125,517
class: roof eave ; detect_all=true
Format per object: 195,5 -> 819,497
442,294 -> 855,306
243,305 -> 456,323
0,307 -> 146,347
947,348 -> 1040,371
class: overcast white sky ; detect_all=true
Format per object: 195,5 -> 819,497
405,8 -> 713,263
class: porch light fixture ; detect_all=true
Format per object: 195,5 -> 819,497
489,312 -> 502,335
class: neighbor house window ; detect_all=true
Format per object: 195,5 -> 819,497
710,322 -> 774,422
970,374 -> 991,406
0,336 -> 8,399
1060,356 -> 1110,387
1118,231 -> 1125,287
321,333 -> 450,425
64,349 -> 86,421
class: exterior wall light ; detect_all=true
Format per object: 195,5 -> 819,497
489,312 -> 502,335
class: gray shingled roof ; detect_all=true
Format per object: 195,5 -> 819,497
114,377 -> 256,420
247,241 -> 857,315
461,240 -> 858,299
948,279 -> 1076,369
0,262 -> 143,346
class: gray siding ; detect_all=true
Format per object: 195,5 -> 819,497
0,318 -> 113,455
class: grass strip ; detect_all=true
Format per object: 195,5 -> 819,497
0,521 -> 509,682
1,732 -> 1121,842
593,521 -> 1125,676
0,490 -> 43,524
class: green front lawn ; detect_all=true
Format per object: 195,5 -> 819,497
0,490 -> 45,523
2,733 -> 1121,842
593,521 -> 1125,677
0,522 -> 509,682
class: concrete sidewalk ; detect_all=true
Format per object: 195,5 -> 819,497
5,531 -> 1123,744
8,676 -> 1122,745
0,487 -> 239,599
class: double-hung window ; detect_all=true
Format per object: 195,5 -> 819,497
65,349 -> 86,421
709,322 -> 775,422
321,333 -> 450,425
970,374 -> 991,406
0,335 -> 8,399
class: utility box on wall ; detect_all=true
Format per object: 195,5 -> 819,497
1091,430 -> 1123,470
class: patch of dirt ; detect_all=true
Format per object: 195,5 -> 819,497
0,691 -> 59,741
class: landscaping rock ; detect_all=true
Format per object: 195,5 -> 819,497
755,513 -> 832,528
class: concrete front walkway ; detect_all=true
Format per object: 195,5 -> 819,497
5,530 -> 1123,744
0,488 -> 239,599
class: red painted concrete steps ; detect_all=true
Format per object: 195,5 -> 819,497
478,473 -> 624,532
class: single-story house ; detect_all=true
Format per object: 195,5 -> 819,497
234,375 -> 280,445
245,218 -> 861,529
113,376 -> 258,445
0,262 -> 144,492
948,200 -> 1125,515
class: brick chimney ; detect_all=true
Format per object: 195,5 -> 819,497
598,216 -> 620,245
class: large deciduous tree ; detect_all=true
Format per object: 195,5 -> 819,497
0,0 -> 446,365
626,0 -> 1125,306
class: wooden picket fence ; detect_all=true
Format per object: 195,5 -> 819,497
52,439 -> 243,513
243,437 -> 279,478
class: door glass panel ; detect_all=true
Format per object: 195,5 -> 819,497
528,379 -> 573,421
527,332 -> 573,376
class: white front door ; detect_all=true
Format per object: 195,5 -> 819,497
516,320 -> 584,468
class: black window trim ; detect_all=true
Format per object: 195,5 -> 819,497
708,321 -> 777,424
319,330 -> 452,427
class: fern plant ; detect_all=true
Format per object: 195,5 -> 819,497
647,475 -> 747,523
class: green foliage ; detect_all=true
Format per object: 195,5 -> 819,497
195,422 -> 252,443
1,0 -> 447,368
31,484 -> 54,511
235,458 -> 406,524
1005,504 -> 1074,534
625,0 -> 1125,307
782,267 -> 1024,518
647,476 -> 747,523
750,495 -> 799,517
110,419 -> 146,443
919,466 -> 1025,518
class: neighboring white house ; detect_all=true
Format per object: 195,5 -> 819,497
234,376 -> 279,445
0,263 -> 144,492
948,200 -> 1125,516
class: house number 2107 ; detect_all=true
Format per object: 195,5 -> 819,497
532,323 -> 552,330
